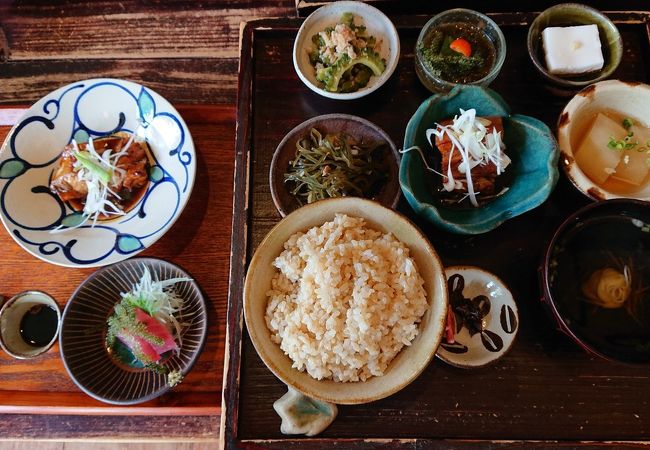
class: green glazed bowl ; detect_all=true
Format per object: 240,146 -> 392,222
400,85 -> 559,234
527,3 -> 622,92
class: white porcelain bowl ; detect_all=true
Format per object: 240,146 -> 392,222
244,197 -> 447,404
293,1 -> 400,100
558,80 -> 650,201
436,266 -> 518,368
0,78 -> 196,267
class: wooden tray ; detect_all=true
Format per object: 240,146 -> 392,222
224,12 -> 650,449
0,105 -> 229,425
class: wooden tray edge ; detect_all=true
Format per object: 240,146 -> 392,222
223,12 -> 650,449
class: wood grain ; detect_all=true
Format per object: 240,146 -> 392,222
0,0 -> 301,442
226,13 -> 650,448
0,104 -> 233,437
0,1 -> 295,105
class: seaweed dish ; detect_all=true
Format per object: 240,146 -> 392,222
284,127 -> 388,204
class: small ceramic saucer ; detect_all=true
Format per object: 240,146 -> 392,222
436,266 -> 518,368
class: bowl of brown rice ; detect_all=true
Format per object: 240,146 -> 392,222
243,197 -> 448,404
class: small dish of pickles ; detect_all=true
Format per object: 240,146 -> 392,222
269,114 -> 401,217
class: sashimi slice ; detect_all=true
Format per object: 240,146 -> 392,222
116,330 -> 161,364
135,308 -> 178,355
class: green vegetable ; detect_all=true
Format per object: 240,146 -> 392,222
284,128 -> 387,204
310,13 -> 386,93
316,48 -> 385,92
607,118 -> 641,151
417,31 -> 485,81
106,302 -> 164,356
74,150 -> 112,184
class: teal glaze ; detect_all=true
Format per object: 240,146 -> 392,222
116,234 -> 144,253
149,165 -> 164,183
61,212 -> 87,227
73,129 -> 89,144
400,85 -> 559,234
138,87 -> 156,124
0,159 -> 27,179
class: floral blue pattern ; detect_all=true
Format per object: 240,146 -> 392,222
0,79 -> 196,267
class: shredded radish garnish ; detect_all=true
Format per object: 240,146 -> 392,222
52,126 -> 146,233
427,108 -> 510,207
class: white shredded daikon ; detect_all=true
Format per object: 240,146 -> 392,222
427,108 -> 510,207
52,128 -> 144,233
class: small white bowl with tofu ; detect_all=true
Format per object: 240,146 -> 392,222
558,80 -> 650,201
527,4 -> 622,94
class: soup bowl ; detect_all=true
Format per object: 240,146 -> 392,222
541,199 -> 650,364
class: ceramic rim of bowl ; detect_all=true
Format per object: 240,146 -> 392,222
540,198 -> 649,363
416,8 -> 507,90
0,290 -> 61,359
526,3 -> 622,88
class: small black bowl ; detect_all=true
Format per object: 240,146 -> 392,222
541,199 -> 650,364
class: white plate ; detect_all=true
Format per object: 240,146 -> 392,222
0,78 -> 196,267
437,266 -> 519,368
293,1 -> 400,100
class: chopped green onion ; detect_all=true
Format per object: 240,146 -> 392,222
74,150 -> 112,184
623,118 -> 634,130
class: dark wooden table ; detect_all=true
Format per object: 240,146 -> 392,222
0,0 -> 294,442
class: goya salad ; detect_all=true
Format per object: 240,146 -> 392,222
309,13 -> 386,93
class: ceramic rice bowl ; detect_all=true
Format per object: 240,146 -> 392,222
243,197 -> 448,405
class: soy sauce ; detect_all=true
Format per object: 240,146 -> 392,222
20,305 -> 58,347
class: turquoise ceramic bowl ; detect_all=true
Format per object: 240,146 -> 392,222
400,85 -> 559,234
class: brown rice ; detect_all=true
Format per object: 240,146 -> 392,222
265,214 -> 428,382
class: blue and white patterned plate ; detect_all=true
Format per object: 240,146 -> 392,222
0,79 -> 195,267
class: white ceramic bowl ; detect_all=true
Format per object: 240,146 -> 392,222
293,1 -> 400,100
0,78 -> 196,267
437,266 -> 518,368
244,197 -> 447,404
558,80 -> 650,201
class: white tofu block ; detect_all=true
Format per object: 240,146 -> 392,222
542,25 -> 604,75
612,125 -> 650,186
574,113 -> 624,185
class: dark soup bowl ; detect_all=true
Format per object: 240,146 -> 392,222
541,199 -> 650,364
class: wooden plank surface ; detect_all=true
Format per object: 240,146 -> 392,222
0,0 -> 297,441
0,1 -> 295,105
227,13 -> 650,447
0,104 -> 233,437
